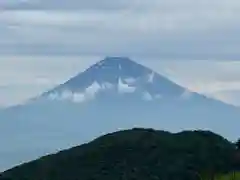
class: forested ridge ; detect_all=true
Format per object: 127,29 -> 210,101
1,128 -> 240,180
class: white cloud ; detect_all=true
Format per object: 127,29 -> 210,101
1,1 -> 240,106
138,59 -> 240,105
0,55 -> 100,107
1,1 -> 240,58
141,60 -> 240,93
208,90 -> 240,106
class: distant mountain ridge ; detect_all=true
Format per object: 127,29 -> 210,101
0,56 -> 239,171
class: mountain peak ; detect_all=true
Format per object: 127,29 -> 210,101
59,57 -> 153,87
103,56 -> 132,62
89,56 -> 147,73
43,57 -> 185,102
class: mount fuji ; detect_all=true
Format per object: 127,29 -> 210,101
0,57 -> 239,171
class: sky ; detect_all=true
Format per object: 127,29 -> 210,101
1,0 -> 240,107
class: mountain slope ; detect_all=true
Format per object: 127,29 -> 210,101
0,128 -> 237,180
0,57 -> 239,171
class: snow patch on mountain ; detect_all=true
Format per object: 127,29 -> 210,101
48,91 -> 87,103
47,79 -> 139,103
124,77 -> 136,84
85,81 -> 101,97
118,78 -> 136,94
102,82 -> 114,89
148,71 -> 155,83
47,81 -> 104,103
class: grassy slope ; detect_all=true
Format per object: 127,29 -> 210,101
214,172 -> 240,180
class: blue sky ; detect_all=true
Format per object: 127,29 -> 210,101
1,0 -> 240,107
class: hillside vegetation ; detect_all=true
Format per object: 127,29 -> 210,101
0,128 -> 239,180
215,172 -> 240,180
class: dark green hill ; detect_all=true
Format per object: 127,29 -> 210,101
0,128 -> 238,180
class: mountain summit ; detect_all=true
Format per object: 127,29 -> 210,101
43,57 -> 185,103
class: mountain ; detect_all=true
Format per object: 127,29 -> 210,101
41,56 -> 184,101
0,128 -> 237,180
0,57 -> 239,171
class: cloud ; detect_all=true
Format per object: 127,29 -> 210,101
0,55 -> 99,107
138,59 -> 240,105
2,0 -> 131,11
141,60 -> 240,93
3,0 -> 240,13
1,1 -> 240,106
0,1 -> 240,58
208,90 -> 240,106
